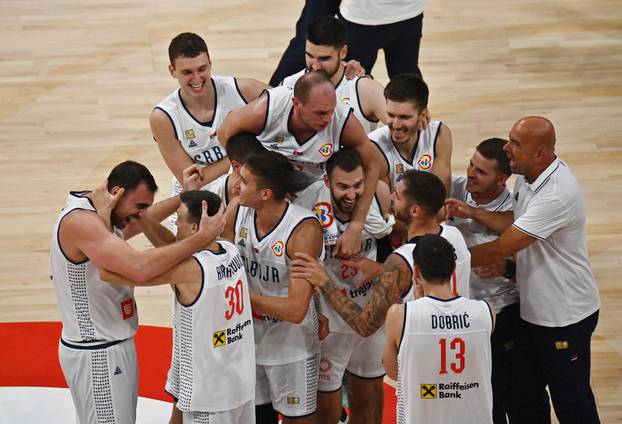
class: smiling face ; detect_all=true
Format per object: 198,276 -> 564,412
169,53 -> 212,98
386,100 -> 426,146
110,183 -> 155,229
305,41 -> 345,80
466,151 -> 506,196
293,83 -> 337,132
328,165 -> 364,217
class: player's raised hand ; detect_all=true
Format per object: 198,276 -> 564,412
197,200 -> 226,243
334,225 -> 362,258
91,181 -> 124,231
343,59 -> 366,79
444,198 -> 474,220
474,261 -> 506,279
340,255 -> 383,287
182,164 -> 204,191
291,252 -> 330,289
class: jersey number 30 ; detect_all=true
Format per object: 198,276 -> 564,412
225,280 -> 245,320
439,337 -> 465,374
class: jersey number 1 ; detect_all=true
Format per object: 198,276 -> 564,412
225,280 -> 244,320
439,337 -> 465,374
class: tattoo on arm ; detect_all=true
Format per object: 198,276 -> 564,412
321,254 -> 410,336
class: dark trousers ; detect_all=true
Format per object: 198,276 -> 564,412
339,12 -> 423,78
511,311 -> 600,424
491,303 -> 519,424
268,0 -> 341,87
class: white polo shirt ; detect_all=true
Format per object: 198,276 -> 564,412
512,157 -> 600,327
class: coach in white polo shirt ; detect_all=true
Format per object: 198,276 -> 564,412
445,116 -> 600,424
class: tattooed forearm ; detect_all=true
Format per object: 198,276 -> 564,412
320,253 -> 411,337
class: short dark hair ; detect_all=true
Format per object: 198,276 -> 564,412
179,190 -> 222,224
307,16 -> 347,49
413,235 -> 456,284
294,71 -> 332,103
107,161 -> 158,193
325,148 -> 362,177
244,151 -> 306,200
476,138 -> 511,176
399,170 -> 445,216
168,32 -> 209,65
227,132 -> 267,165
384,73 -> 429,111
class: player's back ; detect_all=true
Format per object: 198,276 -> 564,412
397,296 -> 493,424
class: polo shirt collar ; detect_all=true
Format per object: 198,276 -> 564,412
466,185 -> 511,211
526,156 -> 561,193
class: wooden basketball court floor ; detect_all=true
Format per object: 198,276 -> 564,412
0,0 -> 620,422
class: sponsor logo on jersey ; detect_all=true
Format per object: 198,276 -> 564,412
188,140 -> 197,148
214,319 -> 253,348
555,340 -> 569,350
287,396 -> 300,405
341,96 -> 350,106
274,136 -> 284,144
395,163 -> 405,174
114,366 -> 122,376
120,298 -> 135,320
271,241 -> 284,257
213,330 -> 227,347
418,154 -> 433,170
318,143 -> 333,158
239,227 -> 248,238
420,382 -> 480,399
184,129 -> 196,140
420,384 -> 437,399
313,202 -> 334,229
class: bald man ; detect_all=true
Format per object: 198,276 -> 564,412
446,116 -> 601,423
218,71 -> 382,258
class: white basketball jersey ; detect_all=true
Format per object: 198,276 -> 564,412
234,203 -> 322,365
394,224 -> 471,301
397,296 -> 493,424
257,85 -> 352,182
167,241 -> 255,412
321,211 -> 381,334
155,76 -> 246,196
50,192 -> 138,344
369,122 -> 442,188
201,168 -> 233,207
448,175 -> 519,312
281,70 -> 379,134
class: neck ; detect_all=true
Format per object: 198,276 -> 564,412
394,133 -> 419,159
330,66 -> 345,87
255,200 -> 288,234
180,80 -> 215,111
470,185 -> 505,205
206,240 -> 221,253
407,218 -> 441,240
424,282 -> 456,299
525,154 -> 556,183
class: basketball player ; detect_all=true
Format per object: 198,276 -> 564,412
446,138 -> 518,424
150,32 -> 268,229
292,170 -> 470,338
100,190 -> 255,424
310,149 -> 391,424
280,15 -> 387,134
218,71 -> 383,257
370,73 -> 452,192
221,151 -> 324,424
196,132 -> 267,207
50,161 -> 224,423
383,235 -> 494,423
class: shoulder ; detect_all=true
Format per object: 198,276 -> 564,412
280,69 -> 305,88
450,175 -> 467,198
368,125 -> 390,143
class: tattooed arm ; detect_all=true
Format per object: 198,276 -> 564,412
291,252 -> 412,337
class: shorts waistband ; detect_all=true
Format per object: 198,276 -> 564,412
60,337 -> 128,350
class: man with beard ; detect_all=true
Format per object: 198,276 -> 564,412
222,151 -> 324,424
308,149 -> 391,424
445,117 -> 601,423
218,71 -> 383,257
280,15 -> 387,134
50,161 -> 224,423
292,169 -> 470,337
446,138 -> 518,423
370,73 -> 452,193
